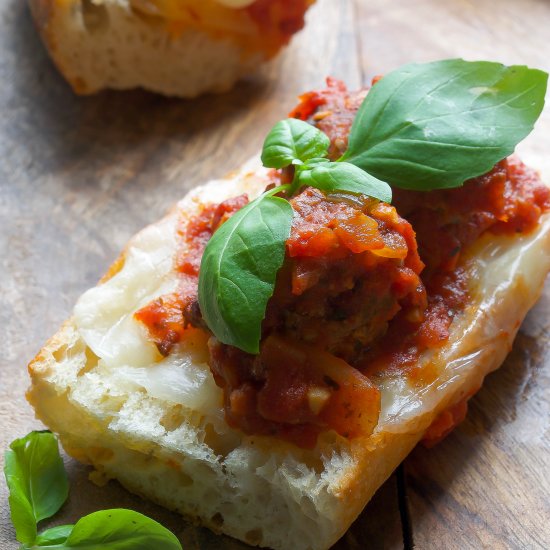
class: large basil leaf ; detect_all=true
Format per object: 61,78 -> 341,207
343,59 -> 548,190
261,118 -> 330,168
299,161 -> 392,203
4,431 -> 69,544
24,510 -> 182,549
62,509 -> 182,549
198,192 -> 293,354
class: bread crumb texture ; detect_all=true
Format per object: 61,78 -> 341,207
28,317 -> 365,549
28,0 -> 262,96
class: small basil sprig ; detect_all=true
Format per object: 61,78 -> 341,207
261,118 -> 393,202
342,59 -> 548,189
261,118 -> 330,168
3,431 -> 183,550
20,511 -> 182,550
201,120 -> 392,354
199,59 -> 547,355
25,510 -> 183,550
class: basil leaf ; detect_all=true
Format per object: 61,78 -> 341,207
4,431 -> 69,544
21,512 -> 181,549
33,525 -> 74,546
343,59 -> 548,190
6,486 -> 35,545
261,118 -> 330,168
299,162 -> 392,203
25,510 -> 181,550
199,192 -> 293,354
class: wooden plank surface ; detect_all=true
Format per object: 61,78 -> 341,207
1,0 -> 549,548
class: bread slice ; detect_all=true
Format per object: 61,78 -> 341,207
27,0 -> 310,97
27,156 -> 550,549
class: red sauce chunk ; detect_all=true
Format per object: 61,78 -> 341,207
209,335 -> 381,448
268,188 -> 426,364
134,195 -> 248,356
135,77 -> 549,448
247,0 -> 314,48
293,77 -> 549,386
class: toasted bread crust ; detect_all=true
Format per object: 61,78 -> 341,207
27,159 -> 550,549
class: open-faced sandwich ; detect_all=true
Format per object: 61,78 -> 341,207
28,60 -> 550,549
28,0 -> 315,97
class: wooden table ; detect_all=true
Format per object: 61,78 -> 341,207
1,0 -> 549,548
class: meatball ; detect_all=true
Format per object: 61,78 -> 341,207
207,187 -> 427,447
264,187 -> 426,363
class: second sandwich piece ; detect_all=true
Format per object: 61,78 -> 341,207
29,0 -> 315,97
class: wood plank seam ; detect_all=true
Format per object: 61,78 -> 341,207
397,464 -> 414,549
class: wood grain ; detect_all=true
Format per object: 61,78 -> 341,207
1,0 -> 549,548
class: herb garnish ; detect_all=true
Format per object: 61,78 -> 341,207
342,59 -> 548,189
199,188 -> 293,354
199,119 -> 392,354
4,431 -> 68,545
3,431 -> 182,550
260,118 -> 393,202
199,59 -> 547,354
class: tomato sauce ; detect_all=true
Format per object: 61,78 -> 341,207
247,0 -> 314,47
209,334 -> 381,448
207,188 -> 426,447
134,195 -> 248,356
265,188 -> 426,364
140,0 -> 313,60
136,78 -> 549,448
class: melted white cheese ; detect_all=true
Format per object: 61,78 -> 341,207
73,211 -> 224,414
377,216 -> 550,431
75,216 -> 178,368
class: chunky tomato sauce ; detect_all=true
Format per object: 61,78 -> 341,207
293,78 -> 550,384
136,78 -> 549,448
208,189 -> 425,447
266,189 -> 426,364
209,334 -> 381,448
134,195 -> 248,356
